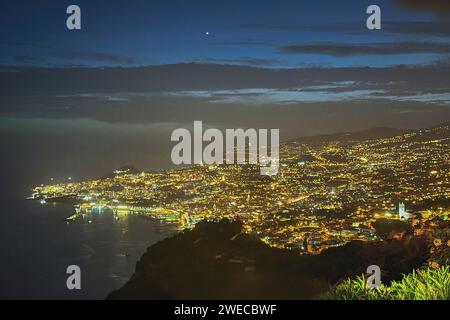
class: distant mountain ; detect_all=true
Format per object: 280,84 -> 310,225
292,127 -> 408,144
407,121 -> 450,142
98,122 -> 450,180
290,121 -> 450,144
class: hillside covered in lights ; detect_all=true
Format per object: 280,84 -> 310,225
31,122 -> 450,253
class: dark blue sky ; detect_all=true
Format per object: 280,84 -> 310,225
1,0 -> 450,181
1,0 -> 450,133
1,0 -> 448,68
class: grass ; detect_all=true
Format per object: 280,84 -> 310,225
325,266 -> 450,300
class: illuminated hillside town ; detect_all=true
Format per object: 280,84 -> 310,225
31,123 -> 450,254
170,121 -> 280,176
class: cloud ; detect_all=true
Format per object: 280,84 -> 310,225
58,50 -> 139,65
0,41 -> 51,49
14,55 -> 44,63
191,57 -> 283,67
2,94 -> 449,136
383,21 -> 450,37
238,23 -> 305,31
0,63 -> 449,135
208,39 -> 274,46
225,57 -> 282,66
238,21 -> 450,37
2,63 -> 450,97
279,42 -> 450,56
394,0 -> 450,17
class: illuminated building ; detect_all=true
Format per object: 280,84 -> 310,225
399,202 -> 409,219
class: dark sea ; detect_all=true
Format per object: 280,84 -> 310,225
0,118 -> 179,299
0,196 -> 177,299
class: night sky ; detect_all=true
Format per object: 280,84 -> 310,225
1,0 -> 450,68
0,0 -> 450,180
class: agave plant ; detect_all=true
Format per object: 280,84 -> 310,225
325,266 -> 450,300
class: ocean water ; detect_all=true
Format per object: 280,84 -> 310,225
0,118 -> 180,299
0,196 -> 177,299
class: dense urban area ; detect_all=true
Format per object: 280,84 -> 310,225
32,123 -> 450,253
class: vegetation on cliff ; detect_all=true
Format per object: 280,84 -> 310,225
325,266 -> 450,300
108,219 -> 434,299
326,221 -> 450,300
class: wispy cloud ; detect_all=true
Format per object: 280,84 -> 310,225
208,39 -> 274,46
58,50 -> 139,65
393,0 -> 450,17
191,56 -> 284,67
383,21 -> 450,37
279,42 -> 450,56
14,55 -> 44,63
3,63 -> 450,96
238,21 -> 450,37
0,40 -> 51,49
